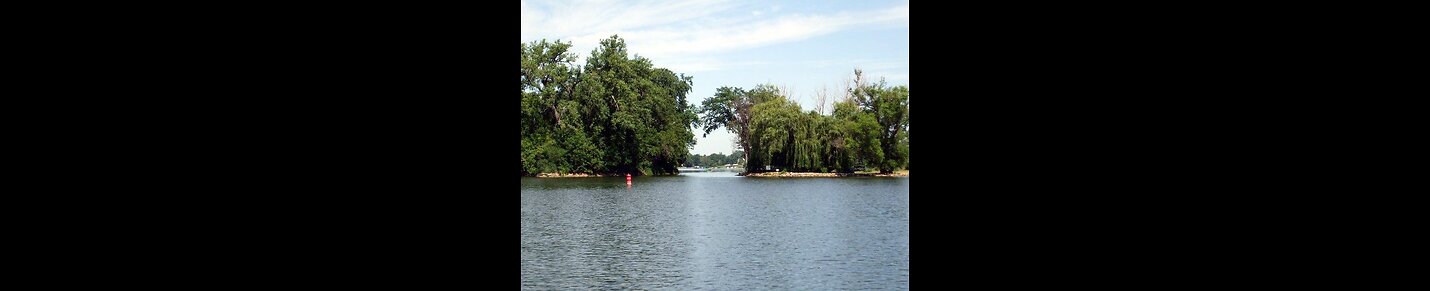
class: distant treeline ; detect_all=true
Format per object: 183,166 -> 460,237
521,35 -> 908,176
682,151 -> 745,168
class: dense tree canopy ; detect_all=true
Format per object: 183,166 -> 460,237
847,69 -> 910,173
521,37 -> 906,176
697,70 -> 909,173
520,36 -> 697,176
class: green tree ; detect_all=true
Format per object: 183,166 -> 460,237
706,153 -> 725,167
848,69 -> 910,173
519,35 -> 696,176
834,98 -> 883,172
520,39 -> 582,175
696,77 -> 909,174
575,35 -> 696,175
748,91 -> 803,171
687,154 -> 698,167
699,85 -> 782,172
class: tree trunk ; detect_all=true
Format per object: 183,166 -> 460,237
552,104 -> 562,126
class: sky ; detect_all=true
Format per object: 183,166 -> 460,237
522,0 -> 909,155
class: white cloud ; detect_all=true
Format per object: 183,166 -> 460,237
521,0 -> 732,43
615,4 -> 909,60
657,59 -> 767,73
522,0 -> 910,71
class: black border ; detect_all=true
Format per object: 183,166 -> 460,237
94,1 -> 1326,287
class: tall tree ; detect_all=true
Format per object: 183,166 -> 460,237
519,35 -> 696,176
699,85 -> 782,172
848,69 -> 910,173
698,87 -> 748,166
577,35 -> 697,175
520,40 -> 582,175
834,97 -> 883,171
749,95 -> 802,171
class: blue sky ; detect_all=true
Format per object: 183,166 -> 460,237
522,0 -> 909,155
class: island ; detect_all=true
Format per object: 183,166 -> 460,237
522,36 -> 908,178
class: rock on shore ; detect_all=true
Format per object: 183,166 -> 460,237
534,173 -> 618,178
740,171 -> 909,177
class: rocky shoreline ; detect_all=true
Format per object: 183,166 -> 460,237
532,173 -> 680,178
533,173 -> 621,178
533,171 -> 908,178
740,171 -> 909,177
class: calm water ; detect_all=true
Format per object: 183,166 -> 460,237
521,172 -> 909,290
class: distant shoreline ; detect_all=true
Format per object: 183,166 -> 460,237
531,170 -> 907,178
741,170 -> 909,177
532,173 -> 639,178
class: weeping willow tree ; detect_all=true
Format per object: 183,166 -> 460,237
699,70 -> 908,173
746,84 -> 876,173
749,93 -> 800,171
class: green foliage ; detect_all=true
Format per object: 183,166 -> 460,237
848,69 -> 910,173
521,39 -> 908,176
749,93 -> 801,171
835,99 -> 883,171
519,35 -> 696,176
698,84 -> 788,172
683,151 -> 745,168
696,69 -> 909,174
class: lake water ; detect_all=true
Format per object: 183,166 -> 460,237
521,172 -> 909,290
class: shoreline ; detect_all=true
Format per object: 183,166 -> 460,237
532,170 -> 908,178
741,170 -> 909,177
531,173 -> 678,178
